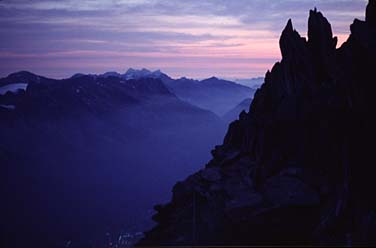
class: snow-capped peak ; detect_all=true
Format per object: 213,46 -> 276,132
123,68 -> 165,80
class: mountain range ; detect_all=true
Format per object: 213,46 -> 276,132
0,64 -> 261,247
70,68 -> 257,116
233,77 -> 264,89
0,70 -> 234,247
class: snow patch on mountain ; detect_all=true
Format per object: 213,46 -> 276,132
123,68 -> 164,80
0,83 -> 28,95
0,104 -> 16,110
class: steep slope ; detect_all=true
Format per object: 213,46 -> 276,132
234,77 -> 264,88
0,72 -> 226,247
139,1 -> 376,246
222,98 -> 253,124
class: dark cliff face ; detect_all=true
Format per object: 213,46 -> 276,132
139,1 -> 376,246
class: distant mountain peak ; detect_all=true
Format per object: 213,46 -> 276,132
140,68 -> 151,73
201,76 -> 223,83
123,68 -> 170,80
152,69 -> 162,77
125,68 -> 137,73
102,71 -> 121,78
208,76 -> 218,80
8,71 -> 37,78
4,71 -> 44,85
71,73 -> 86,79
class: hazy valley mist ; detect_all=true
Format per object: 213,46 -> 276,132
0,0 -> 373,247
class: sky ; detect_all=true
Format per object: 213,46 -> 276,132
0,0 -> 368,79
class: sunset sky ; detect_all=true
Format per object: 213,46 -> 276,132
0,0 -> 368,79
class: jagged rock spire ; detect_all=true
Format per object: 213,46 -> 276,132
366,0 -> 376,26
307,8 -> 337,83
285,19 -> 293,33
280,19 -> 294,49
139,2 -> 376,245
308,8 -> 337,50
279,19 -> 306,59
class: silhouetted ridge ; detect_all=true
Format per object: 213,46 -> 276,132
279,19 -> 306,59
2,71 -> 41,84
139,1 -> 376,246
308,8 -> 337,50
8,71 -> 37,78
308,8 -> 337,83
366,0 -> 376,25
0,67 -> 227,247
164,76 -> 254,115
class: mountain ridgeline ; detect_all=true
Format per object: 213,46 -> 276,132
163,76 -> 254,116
78,68 -> 256,116
139,1 -> 376,246
0,71 -> 240,247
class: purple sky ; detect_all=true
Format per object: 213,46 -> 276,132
0,0 -> 368,79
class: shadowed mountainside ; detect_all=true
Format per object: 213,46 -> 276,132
139,1 -> 376,246
0,72 -> 226,247
163,77 -> 255,116
83,69 -> 256,116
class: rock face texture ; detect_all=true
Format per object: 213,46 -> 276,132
139,2 -> 376,246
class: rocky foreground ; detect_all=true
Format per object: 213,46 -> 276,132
138,1 -> 376,246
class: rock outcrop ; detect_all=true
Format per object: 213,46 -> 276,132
138,1 -> 376,246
